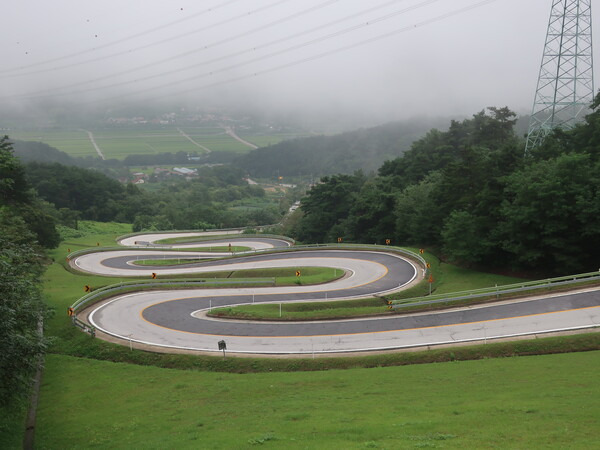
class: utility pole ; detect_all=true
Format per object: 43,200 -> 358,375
525,0 -> 594,153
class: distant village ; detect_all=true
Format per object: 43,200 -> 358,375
125,166 -> 198,185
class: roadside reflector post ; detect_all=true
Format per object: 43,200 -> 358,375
279,303 -> 282,317
218,340 -> 227,360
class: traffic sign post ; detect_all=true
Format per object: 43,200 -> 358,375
428,274 -> 434,295
151,272 -> 157,279
218,340 -> 227,360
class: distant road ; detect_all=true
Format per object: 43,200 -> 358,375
83,130 -> 105,160
176,127 -> 212,154
223,126 -> 258,149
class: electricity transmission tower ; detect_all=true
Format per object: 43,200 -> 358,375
525,0 -> 594,153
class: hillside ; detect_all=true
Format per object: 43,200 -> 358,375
235,118 -> 448,178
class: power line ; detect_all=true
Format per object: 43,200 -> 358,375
0,0 -> 293,77
0,0 -> 242,75
98,0 -> 443,102
129,0 -> 500,104
8,0 -> 409,100
7,0 -> 500,106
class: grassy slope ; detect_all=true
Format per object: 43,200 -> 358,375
0,401 -> 27,450
36,351 -> 600,449
25,222 -> 599,448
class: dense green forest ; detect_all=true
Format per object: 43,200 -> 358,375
0,136 -> 51,405
22,162 -> 286,232
290,104 -> 600,275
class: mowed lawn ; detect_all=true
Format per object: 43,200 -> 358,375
36,351 -> 599,449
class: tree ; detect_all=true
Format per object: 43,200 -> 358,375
0,211 -> 50,404
0,137 -> 60,248
498,153 -> 600,274
293,173 -> 366,243
344,179 -> 397,244
0,136 -> 32,205
441,210 -> 494,265
394,171 -> 442,246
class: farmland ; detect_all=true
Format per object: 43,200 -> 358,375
8,126 -> 310,160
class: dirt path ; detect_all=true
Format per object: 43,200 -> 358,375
177,127 -> 212,154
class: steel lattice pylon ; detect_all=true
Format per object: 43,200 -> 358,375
525,0 -> 594,153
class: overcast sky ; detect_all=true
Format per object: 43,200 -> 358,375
1,0 -> 597,124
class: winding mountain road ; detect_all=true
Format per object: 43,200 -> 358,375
73,232 -> 600,355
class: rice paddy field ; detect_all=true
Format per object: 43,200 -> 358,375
8,126 -> 309,159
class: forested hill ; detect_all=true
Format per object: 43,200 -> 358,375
11,139 -> 82,166
236,119 -> 448,178
290,105 -> 600,276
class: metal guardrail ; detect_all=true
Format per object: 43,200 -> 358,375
71,316 -> 95,337
115,225 -> 292,243
390,270 -> 600,309
66,234 -> 296,260
67,241 -> 425,268
68,242 -> 426,316
70,278 -> 276,313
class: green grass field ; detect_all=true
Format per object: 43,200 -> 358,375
34,351 -> 600,449
9,126 -> 302,159
3,222 -> 596,448
9,129 -> 97,157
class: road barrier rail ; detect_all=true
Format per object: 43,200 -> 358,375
390,270 -> 600,309
70,278 -> 276,314
67,241 -> 426,269
66,233 -> 296,260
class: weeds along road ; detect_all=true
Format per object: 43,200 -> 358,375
72,232 -> 600,355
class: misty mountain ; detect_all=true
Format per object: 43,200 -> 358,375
235,119 -> 449,178
10,139 -> 81,166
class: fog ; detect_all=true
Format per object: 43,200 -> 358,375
1,0 -> 597,127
